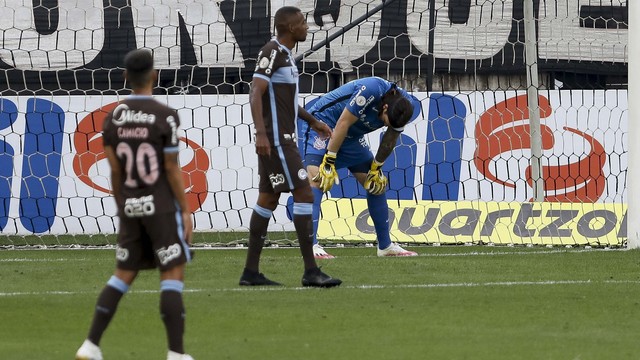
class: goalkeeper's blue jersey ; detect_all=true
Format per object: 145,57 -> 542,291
307,76 -> 419,139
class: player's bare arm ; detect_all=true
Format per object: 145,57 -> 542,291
104,145 -> 124,207
299,106 -> 332,139
165,152 -> 193,245
249,77 -> 271,157
374,127 -> 402,163
326,108 -> 358,153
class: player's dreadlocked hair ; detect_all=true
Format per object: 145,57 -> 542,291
381,85 -> 413,128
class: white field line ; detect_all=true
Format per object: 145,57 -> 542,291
1,279 -> 638,297
0,248 -> 627,263
0,258 -> 91,262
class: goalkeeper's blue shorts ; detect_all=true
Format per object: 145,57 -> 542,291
297,122 -> 373,174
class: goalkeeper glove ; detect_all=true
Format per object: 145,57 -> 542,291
313,152 -> 339,192
364,160 -> 387,195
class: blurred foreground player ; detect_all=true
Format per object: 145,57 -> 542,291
75,49 -> 195,360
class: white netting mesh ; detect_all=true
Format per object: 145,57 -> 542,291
0,0 -> 628,248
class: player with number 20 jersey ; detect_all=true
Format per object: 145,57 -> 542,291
102,97 -> 191,270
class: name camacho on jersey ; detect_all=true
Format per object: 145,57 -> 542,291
102,96 -> 181,217
253,39 -> 299,146
308,76 -> 421,139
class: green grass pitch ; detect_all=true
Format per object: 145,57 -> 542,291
1,245 -> 640,359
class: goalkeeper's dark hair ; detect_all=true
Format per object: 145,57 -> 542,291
275,6 -> 302,35
123,49 -> 155,89
382,87 -> 413,128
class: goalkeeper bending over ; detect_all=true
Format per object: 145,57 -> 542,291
298,76 -> 421,259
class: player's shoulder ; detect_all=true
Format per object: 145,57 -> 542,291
257,40 -> 281,56
348,77 -> 389,95
355,76 -> 389,88
117,97 -> 177,123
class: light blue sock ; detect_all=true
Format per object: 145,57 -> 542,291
311,187 -> 324,245
366,192 -> 391,249
107,275 -> 129,294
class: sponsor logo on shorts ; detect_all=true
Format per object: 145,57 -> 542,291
116,246 -> 129,262
157,243 -> 182,266
298,169 -> 308,180
313,136 -> 327,150
359,137 -> 369,148
269,173 -> 285,187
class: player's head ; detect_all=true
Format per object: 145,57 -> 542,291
275,6 -> 308,42
380,87 -> 413,128
123,49 -> 156,90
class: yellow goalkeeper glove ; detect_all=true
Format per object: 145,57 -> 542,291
364,160 -> 387,195
312,152 -> 339,192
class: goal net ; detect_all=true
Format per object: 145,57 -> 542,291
0,0 -> 628,248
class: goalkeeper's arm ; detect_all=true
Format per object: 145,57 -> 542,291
311,109 -> 358,192
373,127 -> 402,164
298,106 -> 332,139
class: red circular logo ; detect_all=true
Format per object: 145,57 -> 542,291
474,94 -> 605,202
73,101 -> 210,212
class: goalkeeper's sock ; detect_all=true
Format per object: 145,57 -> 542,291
87,275 -> 128,345
311,187 -> 324,245
366,192 -> 392,249
293,202 -> 317,270
245,205 -> 272,272
160,280 -> 185,354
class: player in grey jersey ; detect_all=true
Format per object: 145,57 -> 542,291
76,49 -> 195,360
239,6 -> 342,287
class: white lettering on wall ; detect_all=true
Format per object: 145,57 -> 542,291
0,0 -> 628,71
538,0 -> 627,63
0,0 -> 104,70
130,0 -> 243,68
408,1 -> 514,60
285,0 -> 381,70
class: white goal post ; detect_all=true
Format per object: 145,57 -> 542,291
627,0 -> 639,248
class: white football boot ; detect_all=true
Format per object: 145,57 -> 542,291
377,243 -> 418,257
313,244 -> 336,259
167,350 -> 195,360
75,339 -> 103,360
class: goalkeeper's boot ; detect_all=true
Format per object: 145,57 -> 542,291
167,350 -> 195,360
313,244 -> 336,259
75,339 -> 103,360
377,243 -> 418,257
301,267 -> 342,288
239,268 -> 282,286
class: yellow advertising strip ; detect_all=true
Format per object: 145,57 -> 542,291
318,199 -> 627,246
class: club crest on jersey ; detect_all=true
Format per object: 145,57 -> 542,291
358,95 -> 376,114
349,85 -> 367,106
269,173 -> 285,187
265,49 -> 277,75
313,136 -> 327,150
298,169 -> 308,180
258,57 -> 270,69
